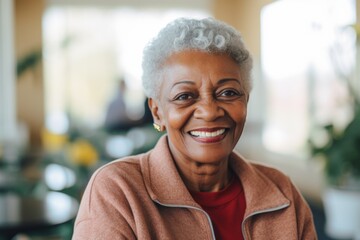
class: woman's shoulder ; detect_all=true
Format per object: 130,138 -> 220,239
250,161 -> 290,181
245,159 -> 302,197
87,153 -> 149,192
232,152 -> 288,177
231,152 -> 293,189
98,154 -> 142,174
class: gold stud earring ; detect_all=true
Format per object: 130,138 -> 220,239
153,123 -> 161,132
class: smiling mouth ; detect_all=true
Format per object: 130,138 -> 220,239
189,129 -> 226,138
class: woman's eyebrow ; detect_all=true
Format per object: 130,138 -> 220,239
171,80 -> 195,88
217,78 -> 241,85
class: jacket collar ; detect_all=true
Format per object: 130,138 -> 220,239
229,152 -> 290,216
141,135 -> 290,213
141,135 -> 198,207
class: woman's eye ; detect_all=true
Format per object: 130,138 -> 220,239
219,89 -> 239,97
175,93 -> 193,101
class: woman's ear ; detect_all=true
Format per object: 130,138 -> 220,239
148,98 -> 165,132
148,98 -> 162,123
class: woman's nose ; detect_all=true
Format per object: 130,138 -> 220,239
193,98 -> 225,121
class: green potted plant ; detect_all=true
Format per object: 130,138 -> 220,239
309,108 -> 360,189
308,25 -> 360,239
309,86 -> 360,240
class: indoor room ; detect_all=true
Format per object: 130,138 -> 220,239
0,0 -> 359,239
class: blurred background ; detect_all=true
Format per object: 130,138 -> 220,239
1,0 -> 360,239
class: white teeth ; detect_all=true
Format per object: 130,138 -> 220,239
190,129 -> 225,138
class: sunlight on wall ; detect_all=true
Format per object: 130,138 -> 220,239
261,0 -> 355,155
43,7 -> 210,132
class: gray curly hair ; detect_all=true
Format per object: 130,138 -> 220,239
142,17 -> 253,99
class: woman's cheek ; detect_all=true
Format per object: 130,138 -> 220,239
166,108 -> 190,130
232,103 -> 247,123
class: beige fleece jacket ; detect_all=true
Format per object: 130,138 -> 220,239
73,135 -> 317,240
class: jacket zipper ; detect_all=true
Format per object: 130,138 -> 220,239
153,200 -> 216,240
242,203 -> 290,240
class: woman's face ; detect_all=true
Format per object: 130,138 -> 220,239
150,51 -> 248,165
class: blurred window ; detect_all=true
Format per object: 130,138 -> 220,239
43,6 -> 210,132
261,0 -> 356,155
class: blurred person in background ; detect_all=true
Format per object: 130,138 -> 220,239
104,78 -> 133,132
73,17 -> 317,239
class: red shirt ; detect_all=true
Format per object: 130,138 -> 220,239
190,177 -> 246,240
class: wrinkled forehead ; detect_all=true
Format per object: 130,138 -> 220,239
158,50 -> 243,89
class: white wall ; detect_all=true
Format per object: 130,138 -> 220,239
0,0 -> 17,143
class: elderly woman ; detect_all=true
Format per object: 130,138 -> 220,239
73,18 -> 317,239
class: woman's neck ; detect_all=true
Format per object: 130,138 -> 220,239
175,157 -> 233,192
